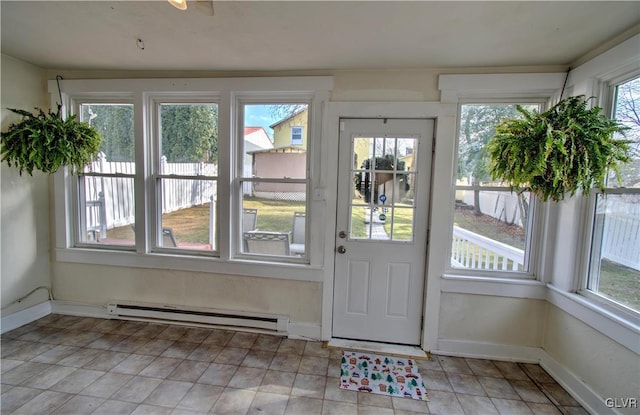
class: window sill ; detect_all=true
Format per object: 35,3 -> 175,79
546,284 -> 640,354
55,247 -> 324,282
441,274 -> 547,299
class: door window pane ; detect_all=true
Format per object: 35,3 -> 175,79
350,136 -> 417,242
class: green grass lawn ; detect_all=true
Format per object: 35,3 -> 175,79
598,259 -> 640,311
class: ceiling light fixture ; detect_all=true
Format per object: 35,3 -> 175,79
168,0 -> 187,11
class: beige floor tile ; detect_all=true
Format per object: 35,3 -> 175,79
144,379 -> 193,408
228,366 -> 267,390
291,373 -> 327,399
79,372 -> 134,399
210,387 -> 256,415
248,391 -> 289,415
321,399 -> 358,415
260,369 -> 297,395
284,396 -> 323,415
139,356 -> 183,378
176,383 -> 224,412
110,376 -> 163,403
457,394 -> 500,415
51,394 -> 105,414
426,390 -> 465,415
198,362 -> 239,386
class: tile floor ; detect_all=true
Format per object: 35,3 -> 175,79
1,314 -> 587,414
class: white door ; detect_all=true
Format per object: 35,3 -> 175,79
333,118 -> 433,345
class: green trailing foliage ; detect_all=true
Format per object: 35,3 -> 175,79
487,96 -> 632,202
1,107 -> 102,175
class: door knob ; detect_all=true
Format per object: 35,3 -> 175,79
337,245 -> 346,254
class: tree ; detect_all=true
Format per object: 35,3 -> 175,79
458,104 -> 530,215
613,77 -> 640,187
161,104 -> 218,163
83,104 -> 134,162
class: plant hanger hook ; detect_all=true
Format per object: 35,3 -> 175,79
55,75 -> 63,110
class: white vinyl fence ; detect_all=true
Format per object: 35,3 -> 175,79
84,153 -> 217,232
600,201 -> 640,271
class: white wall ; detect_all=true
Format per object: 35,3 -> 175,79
1,54 -> 51,316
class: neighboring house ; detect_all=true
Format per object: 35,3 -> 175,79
247,110 -> 308,201
243,127 -> 273,195
248,146 -> 306,201
271,108 -> 308,149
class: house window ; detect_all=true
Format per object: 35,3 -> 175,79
291,126 -> 304,145
239,103 -> 309,259
451,103 -> 542,276
76,102 -> 135,247
586,76 -> 640,313
153,101 -> 219,252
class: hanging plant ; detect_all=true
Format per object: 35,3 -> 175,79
1,106 -> 103,175
487,95 -> 632,202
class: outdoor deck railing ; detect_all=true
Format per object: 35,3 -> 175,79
451,226 -> 525,271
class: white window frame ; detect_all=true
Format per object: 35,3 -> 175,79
439,73 -> 567,282
148,95 -> 221,256
234,97 -> 312,263
50,77 -> 332,282
451,100 -> 546,279
579,69 -> 640,320
72,98 -> 136,251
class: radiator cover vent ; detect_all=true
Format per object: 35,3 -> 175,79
107,301 -> 289,335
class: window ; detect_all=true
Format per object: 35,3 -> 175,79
451,103 -> 542,276
53,76 -> 331,276
154,101 -> 219,252
586,76 -> 640,313
291,126 -> 304,145
239,103 -> 309,259
77,102 -> 135,247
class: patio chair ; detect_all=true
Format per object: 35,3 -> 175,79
243,231 -> 290,256
243,208 -> 258,233
290,211 -> 306,255
130,224 -> 178,247
162,227 -> 178,247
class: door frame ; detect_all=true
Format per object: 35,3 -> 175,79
321,102 -> 457,352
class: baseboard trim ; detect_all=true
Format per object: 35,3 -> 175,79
51,301 -> 109,318
434,338 -> 616,415
1,301 -> 51,334
434,339 -> 541,363
287,322 -> 321,340
539,350 -> 616,415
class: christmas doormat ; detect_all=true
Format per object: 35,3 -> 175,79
339,351 -> 428,401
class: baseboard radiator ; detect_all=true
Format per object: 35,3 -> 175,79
107,301 -> 289,335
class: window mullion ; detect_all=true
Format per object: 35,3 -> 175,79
136,92 -> 148,254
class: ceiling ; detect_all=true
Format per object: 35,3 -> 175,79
2,1 -> 639,72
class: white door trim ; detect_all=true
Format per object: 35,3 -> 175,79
321,102 -> 457,352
